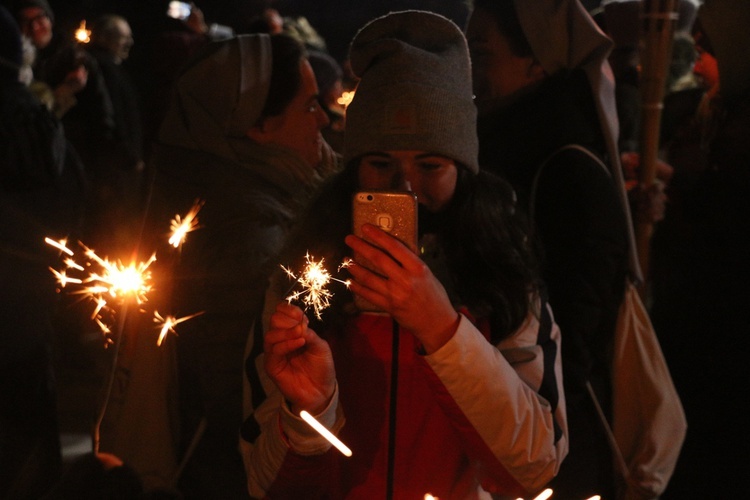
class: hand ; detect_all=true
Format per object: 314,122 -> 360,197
631,180 -> 668,224
264,302 -> 336,414
60,65 -> 88,94
621,151 -> 674,184
345,224 -> 460,353
184,3 -> 209,34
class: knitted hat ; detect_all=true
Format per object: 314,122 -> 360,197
12,0 -> 54,23
344,10 -> 479,174
158,34 -> 272,155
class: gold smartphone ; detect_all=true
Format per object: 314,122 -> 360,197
352,190 -> 418,311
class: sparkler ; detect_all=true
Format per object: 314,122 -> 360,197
168,200 -> 204,249
281,253 -> 351,320
300,410 -> 352,457
46,239 -> 159,451
45,202 -> 208,454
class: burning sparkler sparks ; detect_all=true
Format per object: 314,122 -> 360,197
46,238 -> 156,341
300,410 -> 352,457
168,200 -> 204,249
153,310 -> 204,346
44,237 -> 74,256
77,243 -> 155,306
281,253 -> 351,320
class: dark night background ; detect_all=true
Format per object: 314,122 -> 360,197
11,0 -> 606,87
30,0 -> 474,64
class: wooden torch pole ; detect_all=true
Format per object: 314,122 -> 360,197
637,0 -> 680,287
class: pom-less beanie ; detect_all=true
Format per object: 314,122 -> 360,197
344,10 -> 479,174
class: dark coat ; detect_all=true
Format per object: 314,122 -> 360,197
477,69 -> 629,498
132,140 -> 315,498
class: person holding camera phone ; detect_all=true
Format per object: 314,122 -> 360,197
241,11 -> 568,499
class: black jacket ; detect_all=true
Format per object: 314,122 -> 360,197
477,69 -> 628,410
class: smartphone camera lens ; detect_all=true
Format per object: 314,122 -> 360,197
367,195 -> 373,201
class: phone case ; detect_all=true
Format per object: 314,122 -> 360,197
352,191 -> 418,311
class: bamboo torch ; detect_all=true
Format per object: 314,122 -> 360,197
636,0 -> 680,285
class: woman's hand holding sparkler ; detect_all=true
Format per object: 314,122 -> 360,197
264,302 -> 336,415
345,224 -> 460,354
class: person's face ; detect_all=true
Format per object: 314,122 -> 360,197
18,7 -> 53,49
256,59 -> 329,167
108,19 -> 134,63
466,5 -> 543,114
357,151 -> 458,213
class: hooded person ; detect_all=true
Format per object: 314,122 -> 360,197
98,33 -> 335,498
241,10 -> 567,499
1,4 -> 85,498
467,1 -> 634,498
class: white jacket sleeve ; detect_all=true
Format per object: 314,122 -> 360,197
424,298 -> 568,494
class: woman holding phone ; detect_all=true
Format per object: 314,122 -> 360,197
241,11 -> 568,499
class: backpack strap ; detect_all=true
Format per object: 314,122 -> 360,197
529,144 -> 642,284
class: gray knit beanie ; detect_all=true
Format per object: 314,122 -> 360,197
344,10 -> 479,174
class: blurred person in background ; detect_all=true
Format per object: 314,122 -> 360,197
467,0 -> 630,497
86,14 -> 147,250
1,4 -> 86,497
101,32 -> 336,498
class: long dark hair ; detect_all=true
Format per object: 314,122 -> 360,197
278,163 -> 540,342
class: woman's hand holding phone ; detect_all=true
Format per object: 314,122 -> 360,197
345,224 -> 460,354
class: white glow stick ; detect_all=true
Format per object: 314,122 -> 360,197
299,410 -> 352,457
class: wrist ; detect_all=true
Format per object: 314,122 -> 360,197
290,387 -> 335,416
420,312 -> 461,354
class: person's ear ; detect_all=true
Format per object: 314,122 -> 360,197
246,115 -> 283,143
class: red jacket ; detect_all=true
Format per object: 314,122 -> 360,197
242,298 -> 568,499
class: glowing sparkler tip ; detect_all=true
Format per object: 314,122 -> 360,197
48,240 -> 156,343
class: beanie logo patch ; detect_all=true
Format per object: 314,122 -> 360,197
384,103 -> 417,134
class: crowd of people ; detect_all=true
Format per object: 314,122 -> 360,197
2,0 -> 748,499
